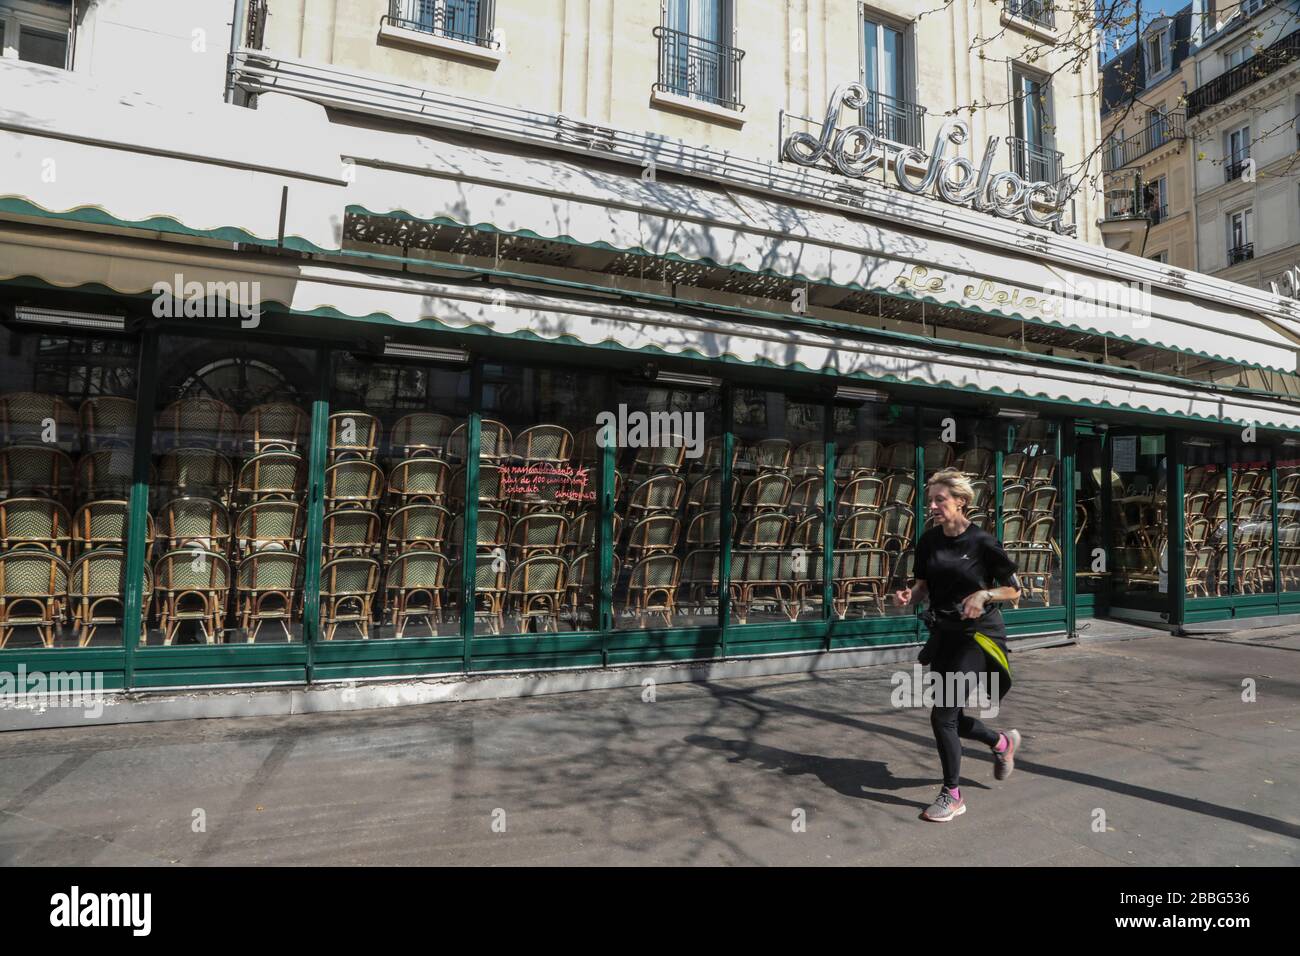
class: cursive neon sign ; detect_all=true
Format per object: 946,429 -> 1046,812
782,84 -> 1074,235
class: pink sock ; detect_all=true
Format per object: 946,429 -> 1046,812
947,786 -> 961,800
994,734 -> 1009,753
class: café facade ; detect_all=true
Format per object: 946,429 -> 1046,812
3,53 -> 1300,703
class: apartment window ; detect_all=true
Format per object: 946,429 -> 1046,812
1145,107 -> 1169,151
1109,126 -> 1125,169
1145,26 -> 1170,77
1242,0 -> 1265,15
384,0 -> 497,48
1228,208 -> 1254,264
18,26 -> 65,67
655,0 -> 742,111
1224,40 -> 1255,69
1225,124 -> 1251,181
1144,176 -> 1168,223
1149,250 -> 1169,264
1010,67 -> 1060,182
861,10 -> 922,147
0,0 -> 70,70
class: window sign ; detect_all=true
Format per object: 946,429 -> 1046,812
1112,435 -> 1137,472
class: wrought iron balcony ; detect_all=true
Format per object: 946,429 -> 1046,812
861,90 -> 926,149
1006,0 -> 1056,30
1006,136 -> 1065,185
1103,188 -> 1141,221
653,25 -> 745,111
1187,30 -> 1300,118
1225,156 -> 1252,182
384,0 -> 498,49
1228,242 -> 1254,265
1101,185 -> 1168,224
1102,112 -> 1186,171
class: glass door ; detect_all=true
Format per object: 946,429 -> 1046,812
1107,429 -> 1173,623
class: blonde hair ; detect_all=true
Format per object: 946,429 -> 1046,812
925,467 -> 974,509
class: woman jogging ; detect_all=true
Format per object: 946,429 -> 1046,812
893,467 -> 1022,823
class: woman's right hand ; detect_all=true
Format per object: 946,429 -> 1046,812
894,587 -> 912,608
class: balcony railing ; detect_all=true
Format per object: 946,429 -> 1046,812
1102,185 -> 1169,224
653,25 -> 745,111
1006,0 -> 1056,30
384,0 -> 498,49
1007,136 -> 1065,185
1228,242 -> 1255,265
1102,112 -> 1186,171
1187,30 -> 1300,118
861,90 -> 926,149
1225,156 -> 1252,183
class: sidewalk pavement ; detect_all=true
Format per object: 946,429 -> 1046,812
1,633 -> 1296,866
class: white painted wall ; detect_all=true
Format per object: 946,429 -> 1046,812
72,0 -> 235,104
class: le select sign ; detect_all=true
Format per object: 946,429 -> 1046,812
782,83 -> 1074,235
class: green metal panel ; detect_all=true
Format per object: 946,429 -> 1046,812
602,628 -> 725,651
300,350 -> 330,680
310,659 -> 466,680
311,636 -> 464,663
470,634 -> 606,657
726,636 -> 829,657
133,644 -> 308,668
0,649 -> 127,693
129,667 -> 308,689
122,332 -> 158,685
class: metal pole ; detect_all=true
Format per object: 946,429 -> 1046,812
225,0 -> 248,104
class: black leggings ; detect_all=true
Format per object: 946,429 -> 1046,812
929,631 -> 1001,789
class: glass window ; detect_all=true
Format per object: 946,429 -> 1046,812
831,401 -> 915,619
1074,429 -> 1108,600
1109,433 -> 1168,608
0,317 -> 138,649
1145,30 -> 1168,75
1278,455 -> 1300,593
1229,449 -> 1273,596
1182,441 -> 1225,599
862,10 -> 915,143
1227,125 -> 1251,164
143,336 -> 315,646
1000,418 -> 1062,607
612,379 -> 721,630
18,27 -> 66,69
729,389 -> 824,624
319,350 -> 470,642
477,362 -> 603,636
